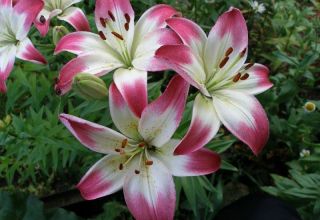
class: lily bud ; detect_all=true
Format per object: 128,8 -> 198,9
4,115 -> 11,125
72,73 -> 108,100
52,26 -> 69,45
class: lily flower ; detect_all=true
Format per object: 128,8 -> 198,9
59,75 -> 220,220
0,0 -> 47,93
156,8 -> 273,155
54,0 -> 182,117
34,0 -> 90,36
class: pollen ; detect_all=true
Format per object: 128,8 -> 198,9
240,48 -> 247,57
98,31 -> 106,40
219,56 -> 229,68
134,170 -> 140,174
245,63 -> 254,70
39,15 -> 46,24
124,13 -> 131,23
124,23 -> 129,31
145,160 -> 153,166
138,142 -> 145,148
122,139 -> 128,148
225,47 -> 234,56
119,163 -> 124,170
100,17 -> 106,28
115,148 -> 121,152
108,10 -> 115,21
240,73 -> 250,80
233,73 -> 241,82
112,32 -> 124,40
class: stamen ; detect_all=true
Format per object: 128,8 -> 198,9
245,63 -> 254,70
232,73 -> 241,83
115,148 -> 121,152
124,23 -> 129,31
119,163 -> 124,170
122,139 -> 128,148
219,57 -> 229,68
108,10 -> 115,21
134,170 -> 140,174
100,17 -> 106,28
240,48 -> 247,57
98,31 -> 106,40
55,88 -> 62,96
138,142 -> 145,148
39,15 -> 46,24
145,160 -> 153,166
225,47 -> 233,56
124,13 -> 130,23
112,32 -> 124,40
240,73 -> 249,80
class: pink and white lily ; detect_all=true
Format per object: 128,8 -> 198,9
0,0 -> 47,93
34,0 -> 90,36
59,75 -> 220,220
156,8 -> 273,155
54,0 -> 182,117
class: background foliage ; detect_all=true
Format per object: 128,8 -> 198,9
0,0 -> 319,219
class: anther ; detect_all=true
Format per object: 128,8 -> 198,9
108,10 -> 115,21
145,160 -> 153,166
122,139 -> 128,148
138,142 -> 145,148
240,73 -> 249,80
124,23 -> 129,31
240,48 -> 247,57
39,15 -> 46,24
98,31 -> 106,40
115,148 -> 121,152
55,88 -> 62,96
245,63 -> 254,70
100,17 -> 106,28
112,32 -> 124,40
134,170 -> 140,174
119,163 -> 124,170
232,73 -> 241,83
124,13 -> 130,23
219,56 -> 229,68
225,47 -> 233,56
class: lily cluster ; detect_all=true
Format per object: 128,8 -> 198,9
0,0 -> 273,219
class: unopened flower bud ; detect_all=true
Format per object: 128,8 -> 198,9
304,101 -> 316,113
299,149 -> 310,158
72,73 -> 108,100
4,115 -> 11,125
0,120 -> 5,129
52,26 -> 69,45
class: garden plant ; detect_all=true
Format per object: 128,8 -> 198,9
0,0 -> 319,220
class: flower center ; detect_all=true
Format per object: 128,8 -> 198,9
113,139 -> 156,175
99,11 -> 132,67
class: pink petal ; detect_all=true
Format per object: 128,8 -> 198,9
95,0 -> 134,52
132,4 -> 180,54
113,68 -> 147,118
58,7 -> 90,32
132,28 -> 182,72
77,155 -> 129,200
109,83 -> 140,140
155,45 -> 209,96
0,46 -> 16,94
139,75 -> 189,147
204,7 -> 248,82
228,63 -> 273,95
0,0 -> 12,7
13,0 -> 44,34
166,17 -> 207,56
54,31 -> 119,56
155,140 -> 221,176
212,90 -> 269,155
16,38 -> 47,64
59,113 -> 128,154
55,54 -> 123,95
174,94 -> 220,155
124,158 -> 175,220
